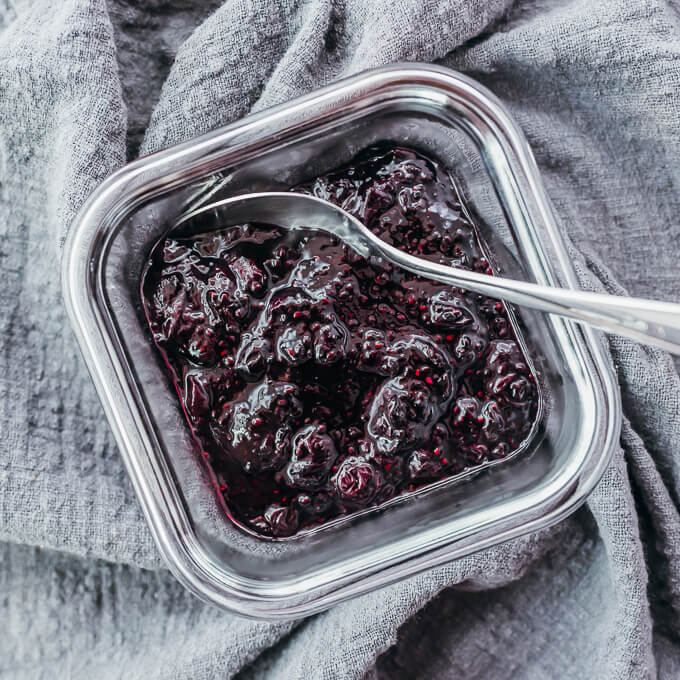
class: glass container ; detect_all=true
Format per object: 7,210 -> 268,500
62,64 -> 621,619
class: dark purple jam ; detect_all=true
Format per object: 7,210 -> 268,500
141,145 -> 539,538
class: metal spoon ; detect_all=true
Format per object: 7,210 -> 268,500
177,191 -> 680,355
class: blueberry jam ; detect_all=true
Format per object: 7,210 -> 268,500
141,145 -> 539,538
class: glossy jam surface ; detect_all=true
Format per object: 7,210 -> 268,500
141,145 -> 539,537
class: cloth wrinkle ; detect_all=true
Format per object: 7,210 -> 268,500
1,0 -> 680,678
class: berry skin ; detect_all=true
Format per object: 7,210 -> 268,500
389,334 -> 456,400
407,448 -> 444,480
479,400 -> 506,444
214,379 -> 303,474
230,255 -> 267,296
275,325 -> 313,366
234,335 -> 271,380
313,320 -> 349,365
463,443 -> 489,466
150,275 -> 186,342
333,457 -> 381,505
284,425 -> 339,490
184,373 -> 211,421
427,290 -> 474,329
367,377 -> 439,454
264,504 -> 300,537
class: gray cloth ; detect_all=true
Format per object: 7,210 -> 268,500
1,0 -> 680,677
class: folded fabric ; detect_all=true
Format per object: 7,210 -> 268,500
1,0 -> 680,678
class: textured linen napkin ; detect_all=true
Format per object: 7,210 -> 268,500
2,0 -> 680,678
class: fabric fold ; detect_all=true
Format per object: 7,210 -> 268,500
2,0 -> 680,677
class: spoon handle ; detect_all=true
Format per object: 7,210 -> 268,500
374,240 -> 680,355
179,192 -> 680,355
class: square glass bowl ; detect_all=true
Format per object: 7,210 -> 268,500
62,64 -> 620,619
